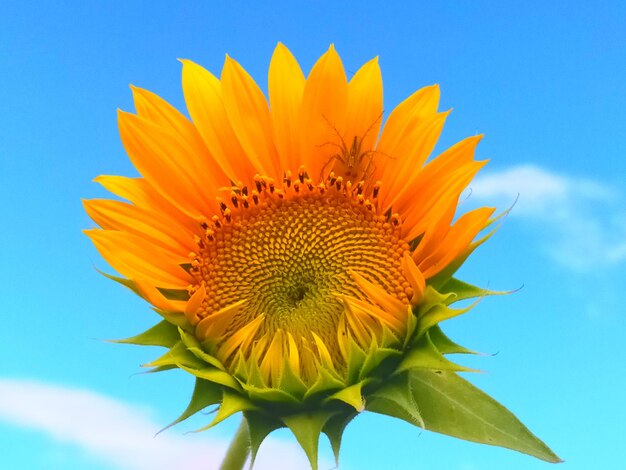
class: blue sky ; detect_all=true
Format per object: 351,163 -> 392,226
1,1 -> 625,469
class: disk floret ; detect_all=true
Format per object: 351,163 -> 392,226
185,168 -> 413,387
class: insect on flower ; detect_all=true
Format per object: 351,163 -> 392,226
318,113 -> 389,183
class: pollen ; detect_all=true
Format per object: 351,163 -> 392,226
187,170 -> 411,380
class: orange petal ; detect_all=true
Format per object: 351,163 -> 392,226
85,229 -> 193,288
268,43 -> 305,173
403,160 -> 487,242
377,84 -> 440,158
343,56 -> 383,153
93,175 -> 199,234
180,59 -> 252,183
221,56 -> 280,179
83,199 -> 194,254
418,207 -> 495,278
118,111 -> 214,219
299,45 -> 348,181
131,85 -> 230,187
379,111 -> 449,210
135,280 -> 184,312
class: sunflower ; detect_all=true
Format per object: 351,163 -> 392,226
84,43 -> 559,469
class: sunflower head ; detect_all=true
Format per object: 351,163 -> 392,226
84,44 -> 560,468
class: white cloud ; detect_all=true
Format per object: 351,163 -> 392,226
470,164 -> 626,271
0,379 -> 327,470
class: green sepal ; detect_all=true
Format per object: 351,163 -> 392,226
97,269 -> 142,297
418,285 -> 457,312
345,337 -> 367,384
160,378 -> 222,433
304,365 -> 345,400
429,324 -> 480,355
178,363 -> 241,390
244,411 -> 285,466
145,341 -> 206,369
138,364 -> 177,374
409,369 -> 562,463
366,372 -> 424,428
241,383 -> 300,404
326,382 -> 366,411
359,345 -> 401,381
282,410 -> 338,470
322,409 -> 358,466
396,332 -> 478,374
241,351 -> 268,389
153,307 -> 191,329
277,358 -> 308,400
113,320 -> 180,348
157,287 -> 190,301
439,277 -> 508,305
178,328 -> 226,370
415,287 -> 476,338
193,390 -> 258,432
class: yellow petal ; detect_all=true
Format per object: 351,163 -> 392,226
184,284 -> 206,325
218,314 -> 265,362
401,251 -> 426,305
196,299 -> 248,341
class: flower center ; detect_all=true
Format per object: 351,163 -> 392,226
188,171 -> 412,379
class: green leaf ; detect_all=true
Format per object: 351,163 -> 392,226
157,287 -> 190,301
366,372 -> 424,428
322,410 -> 358,466
113,320 -> 180,348
409,369 -> 562,463
160,378 -> 222,433
244,411 -> 284,466
282,410 -> 337,470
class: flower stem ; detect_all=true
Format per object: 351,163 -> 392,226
219,418 -> 250,470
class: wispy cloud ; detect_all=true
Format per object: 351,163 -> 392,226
0,379 -> 325,470
470,164 -> 626,271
